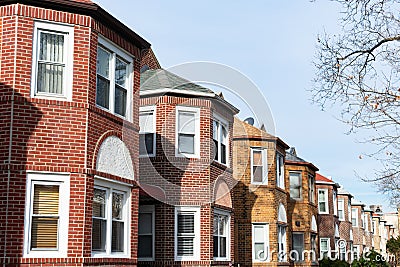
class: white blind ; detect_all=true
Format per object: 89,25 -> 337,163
139,112 -> 154,133
178,112 -> 195,133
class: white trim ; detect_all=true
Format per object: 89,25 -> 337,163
212,113 -> 230,166
140,88 -> 215,98
138,205 -> 155,261
175,106 -> 200,158
31,21 -> 74,101
276,152 -> 285,189
250,147 -> 267,185
252,223 -> 270,262
333,190 -> 338,216
289,171 -> 302,200
23,173 -> 70,258
338,199 -> 345,221
213,209 -> 231,261
320,238 -> 331,258
94,175 -> 134,188
352,208 -> 359,227
139,106 -> 157,157
91,178 -> 131,258
174,206 -> 200,261
318,189 -> 329,214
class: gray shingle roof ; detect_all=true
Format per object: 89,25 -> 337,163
286,147 -> 307,163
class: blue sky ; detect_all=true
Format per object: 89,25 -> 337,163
95,0 -> 394,211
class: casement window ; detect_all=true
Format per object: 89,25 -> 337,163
278,225 -> 287,262
138,205 -> 155,261
318,189 -> 329,214
213,210 -> 230,261
251,148 -> 267,184
96,37 -> 133,119
352,208 -> 358,227
289,172 -> 302,199
92,179 -> 130,257
333,191 -> 338,216
176,107 -> 200,158
31,22 -> 74,101
139,106 -> 156,156
252,224 -> 269,262
320,238 -> 330,258
310,234 -> 317,262
213,116 -> 228,165
338,199 -> 345,221
308,175 -> 315,203
23,173 -> 70,258
292,233 -> 304,262
175,206 -> 200,261
276,153 -> 285,189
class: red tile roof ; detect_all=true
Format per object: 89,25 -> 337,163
316,173 -> 334,183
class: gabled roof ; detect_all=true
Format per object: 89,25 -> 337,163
285,147 -> 319,171
316,173 -> 339,187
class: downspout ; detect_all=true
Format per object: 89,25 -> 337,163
3,4 -> 18,266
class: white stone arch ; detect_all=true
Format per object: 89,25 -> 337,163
278,203 -> 287,223
311,215 -> 318,232
213,178 -> 232,208
96,135 -> 134,180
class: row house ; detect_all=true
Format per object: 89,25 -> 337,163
337,187 -> 353,261
232,118 -> 291,266
138,68 -> 239,266
0,0 -> 150,266
351,199 -> 372,259
285,148 -> 319,266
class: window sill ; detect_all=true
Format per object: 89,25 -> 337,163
24,251 -> 67,258
91,252 -> 130,258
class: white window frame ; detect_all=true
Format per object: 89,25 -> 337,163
138,205 -> 155,261
252,223 -> 269,262
339,240 -> 346,261
318,189 -> 329,214
320,238 -> 330,258
31,21 -> 74,101
348,199 -> 352,222
174,206 -> 200,261
213,209 -> 230,261
175,106 -> 200,158
352,208 -> 358,227
92,178 -> 131,258
213,113 -> 229,165
308,174 -> 315,203
278,224 -> 287,262
250,147 -> 267,185
276,152 -> 285,189
333,190 -> 338,216
292,232 -> 304,262
338,199 -> 345,221
96,36 -> 134,121
23,172 -> 70,258
289,171 -> 302,200
139,106 -> 156,157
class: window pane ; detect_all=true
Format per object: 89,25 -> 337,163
290,188 -> 301,199
93,189 -> 106,218
138,213 -> 152,235
39,32 -> 64,63
97,47 -> 110,78
219,237 -> 227,257
115,57 -> 127,87
318,190 -> 326,201
178,112 -> 195,133
254,243 -> 265,259
254,225 -> 265,242
114,85 -> 127,116
178,134 -> 194,154
178,214 -> 194,234
213,235 -> 218,257
219,216 -> 226,235
92,218 -> 106,251
319,202 -> 326,212
139,133 -> 154,155
112,221 -> 124,252
31,217 -> 58,249
213,216 -> 218,235
253,151 -> 262,166
139,112 -> 154,133
320,240 -> 328,250
213,139 -> 218,160
138,235 -> 153,258
177,237 -> 194,256
33,185 -> 59,215
213,121 -> 218,140
112,192 -> 123,220
37,63 -> 64,94
253,166 -> 263,182
221,143 -> 227,164
96,76 -> 110,109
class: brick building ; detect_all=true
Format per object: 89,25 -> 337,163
337,187 -> 353,262
285,148 -> 319,266
315,173 -> 340,260
232,118 -> 290,266
351,199 -> 366,259
0,0 -> 151,266
138,68 -> 239,266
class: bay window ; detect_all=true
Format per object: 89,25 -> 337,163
213,117 -> 228,164
251,148 -> 267,184
318,189 -> 329,214
292,233 -> 304,262
213,210 -> 230,260
176,107 -> 200,157
139,106 -> 156,156
320,238 -> 330,258
289,172 -> 302,199
338,199 -> 345,221
276,153 -> 285,189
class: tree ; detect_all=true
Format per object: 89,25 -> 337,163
312,0 -> 400,206
387,237 -> 400,266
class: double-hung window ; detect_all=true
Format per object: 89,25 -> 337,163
252,224 -> 269,262
31,22 -> 74,100
352,208 -> 358,227
339,240 -> 346,261
292,233 -> 304,262
348,199 -> 352,222
96,37 -> 133,119
139,106 -> 156,156
138,205 -> 155,261
92,179 -> 130,257
338,199 -> 345,221
320,238 -> 330,259
213,116 -> 228,164
213,210 -> 230,260
175,207 -> 200,261
333,191 -> 338,216
289,172 -> 302,199
23,173 -> 70,258
318,189 -> 329,214
251,148 -> 267,184
176,107 -> 200,158
276,153 -> 285,189
308,175 -> 315,203
278,225 -> 287,262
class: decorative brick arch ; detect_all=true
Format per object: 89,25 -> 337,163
94,132 -> 134,180
213,177 -> 232,208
